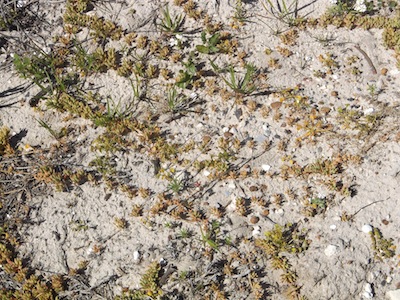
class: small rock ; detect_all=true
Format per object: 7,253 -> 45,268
330,224 -> 337,230
320,107 -> 331,115
261,209 -> 270,217
324,245 -> 338,257
364,283 -> 373,294
270,101 -> 282,110
362,291 -> 373,299
227,182 -> 236,189
249,216 -> 260,224
364,108 -> 374,115
261,164 -> 271,171
203,170 -> 211,177
362,224 -> 373,233
276,208 -> 284,215
331,91 -> 338,97
380,68 -> 388,76
133,250 -> 140,261
252,226 -> 261,236
249,186 -> 258,192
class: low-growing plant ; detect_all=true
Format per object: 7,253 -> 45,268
158,5 -> 184,34
261,0 -> 305,26
211,61 -> 258,95
37,119 -> 67,140
369,226 -> 396,261
116,262 -> 163,299
176,57 -> 198,89
196,31 -> 221,54
165,87 -> 188,113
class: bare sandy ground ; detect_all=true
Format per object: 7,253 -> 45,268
1,0 -> 400,299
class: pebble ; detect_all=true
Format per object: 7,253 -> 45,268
330,224 -> 337,230
324,245 -> 338,257
261,164 -> 271,171
364,283 -> 374,296
276,208 -> 284,215
364,108 -> 374,115
203,170 -> 211,177
249,216 -> 260,224
252,226 -> 261,236
363,291 -> 373,299
387,290 -> 400,300
227,182 -> 236,189
133,250 -> 140,261
362,224 -> 373,233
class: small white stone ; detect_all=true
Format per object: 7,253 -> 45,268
229,127 -> 238,134
362,291 -> 373,299
261,164 -> 271,171
196,123 -> 204,128
364,108 -> 374,115
386,276 -> 393,283
86,247 -> 94,255
362,224 -> 373,233
324,245 -> 338,257
364,283 -> 373,294
203,170 -> 211,177
330,224 -> 337,230
252,226 -> 261,236
133,250 -> 140,261
222,127 -> 229,133
276,208 -> 284,215
227,182 -> 236,189
190,92 -> 198,99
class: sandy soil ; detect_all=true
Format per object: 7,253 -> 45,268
0,0 -> 400,299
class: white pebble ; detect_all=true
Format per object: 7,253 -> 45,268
364,283 -> 373,294
364,108 -> 374,115
261,164 -> 271,171
227,182 -> 236,189
330,224 -> 337,230
362,224 -> 373,233
252,226 -> 261,236
222,127 -> 229,133
363,291 -> 373,299
324,245 -> 338,257
276,208 -> 284,215
196,123 -> 204,128
190,92 -> 198,99
203,170 -> 211,177
133,250 -> 140,261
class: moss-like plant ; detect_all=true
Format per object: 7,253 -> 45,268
115,262 -> 163,299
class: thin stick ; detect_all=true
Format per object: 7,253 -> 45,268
354,44 -> 377,75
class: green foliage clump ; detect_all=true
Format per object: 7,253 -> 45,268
256,223 -> 310,256
370,227 -> 396,261
115,262 -> 162,300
